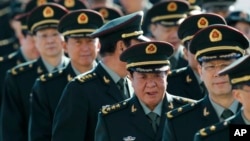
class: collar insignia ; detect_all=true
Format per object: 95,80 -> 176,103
103,76 -> 110,84
203,107 -> 210,117
131,104 -> 137,113
186,75 -> 192,83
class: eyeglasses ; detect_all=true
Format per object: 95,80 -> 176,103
202,63 -> 231,72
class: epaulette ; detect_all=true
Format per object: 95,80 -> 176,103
166,101 -> 199,119
39,69 -> 65,82
196,121 -> 230,137
10,60 -> 36,75
75,72 -> 97,83
168,67 -> 186,77
172,95 -> 197,105
100,99 -> 130,116
0,51 -> 17,62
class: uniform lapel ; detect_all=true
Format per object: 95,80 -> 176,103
96,64 -> 125,102
130,97 -> 155,140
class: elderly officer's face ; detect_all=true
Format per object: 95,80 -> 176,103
130,71 -> 168,110
34,28 -> 65,57
198,59 -> 235,98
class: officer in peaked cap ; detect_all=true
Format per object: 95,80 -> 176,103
202,0 -> 236,18
93,6 -> 124,23
194,54 -> 250,141
51,11 -> 148,141
167,13 -> 227,100
185,0 -> 203,15
27,2 -> 68,34
1,3 -> 69,141
94,41 -> 196,141
162,24 -> 248,141
144,0 -> 189,70
29,9 -> 103,141
226,10 -> 250,54
24,0 -> 54,13
58,0 -> 87,11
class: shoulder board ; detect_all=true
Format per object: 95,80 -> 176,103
172,95 -> 197,105
39,69 -> 65,82
101,99 -> 130,116
10,60 -> 36,75
196,121 -> 229,137
0,51 -> 18,62
75,72 -> 97,83
166,101 -> 199,119
168,67 -> 186,77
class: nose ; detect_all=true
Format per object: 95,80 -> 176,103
146,79 -> 157,87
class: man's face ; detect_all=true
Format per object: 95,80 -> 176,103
198,59 -> 235,97
65,37 -> 100,70
233,85 -> 250,113
130,71 -> 168,110
150,24 -> 181,53
33,28 -> 64,58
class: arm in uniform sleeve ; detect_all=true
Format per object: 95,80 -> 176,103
52,81 -> 88,141
1,72 -> 26,141
28,79 -> 51,141
95,112 -> 110,141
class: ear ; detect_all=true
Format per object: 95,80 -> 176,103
150,24 -> 157,37
63,42 -> 68,53
232,89 -> 242,103
183,47 -> 188,60
197,64 -> 203,81
116,40 -> 125,52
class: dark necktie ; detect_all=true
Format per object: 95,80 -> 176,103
221,109 -> 234,120
117,78 -> 129,99
147,112 -> 159,133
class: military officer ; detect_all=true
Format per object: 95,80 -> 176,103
1,3 -> 69,141
51,11 -> 148,141
58,0 -> 87,11
202,0 -> 236,18
93,6 -> 124,23
95,41 -> 196,141
194,54 -> 250,141
143,0 -> 189,70
167,13 -> 227,100
29,9 -> 104,141
162,24 -> 249,141
226,10 -> 250,54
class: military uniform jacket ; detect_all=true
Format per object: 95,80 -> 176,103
29,63 -> 76,141
1,57 -> 69,141
95,94 -> 196,141
194,111 -> 245,141
52,64 -> 133,141
0,49 -> 26,105
162,95 -> 242,141
167,66 -> 205,100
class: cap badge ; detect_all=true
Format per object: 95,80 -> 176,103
123,136 -> 136,141
145,44 -> 157,54
188,0 -> 196,5
43,6 -> 54,18
197,17 -> 208,28
209,29 -> 222,42
78,13 -> 88,24
64,0 -> 75,8
37,0 -> 47,6
99,8 -> 109,18
167,2 -> 177,12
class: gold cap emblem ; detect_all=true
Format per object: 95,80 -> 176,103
43,6 -> 54,18
99,8 -> 109,18
37,0 -> 47,6
145,44 -> 157,54
64,0 -> 75,8
188,0 -> 196,4
78,13 -> 88,24
197,17 -> 208,28
209,29 -> 222,42
167,2 -> 177,12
